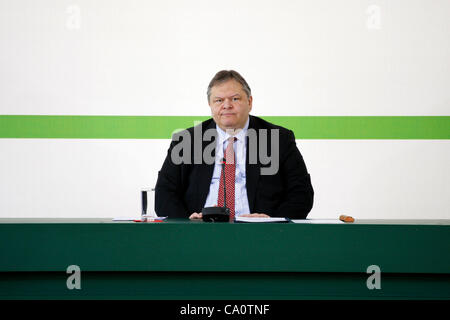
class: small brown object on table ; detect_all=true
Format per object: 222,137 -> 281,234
339,215 -> 355,223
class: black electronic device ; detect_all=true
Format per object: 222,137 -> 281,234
201,206 -> 230,222
202,158 -> 230,222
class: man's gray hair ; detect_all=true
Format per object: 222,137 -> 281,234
207,70 -> 252,103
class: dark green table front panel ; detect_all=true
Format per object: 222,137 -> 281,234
2,272 -> 449,300
1,219 -> 449,273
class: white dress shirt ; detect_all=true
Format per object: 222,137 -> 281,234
203,118 -> 251,216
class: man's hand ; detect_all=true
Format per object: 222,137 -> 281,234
239,213 -> 270,218
189,212 -> 203,220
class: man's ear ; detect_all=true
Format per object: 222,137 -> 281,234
248,96 -> 253,112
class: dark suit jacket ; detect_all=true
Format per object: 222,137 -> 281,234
155,115 -> 314,219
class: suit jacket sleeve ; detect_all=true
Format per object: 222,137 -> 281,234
272,129 -> 314,219
155,138 -> 189,218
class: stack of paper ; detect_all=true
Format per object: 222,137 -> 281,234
235,217 -> 288,223
291,219 -> 344,224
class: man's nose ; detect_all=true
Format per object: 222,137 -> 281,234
223,98 -> 232,108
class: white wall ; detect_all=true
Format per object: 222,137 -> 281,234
1,0 -> 449,219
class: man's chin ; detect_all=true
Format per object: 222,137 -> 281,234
219,120 -> 237,128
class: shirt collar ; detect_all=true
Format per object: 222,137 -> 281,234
216,117 -> 249,144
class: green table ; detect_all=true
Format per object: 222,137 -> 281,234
0,218 -> 449,299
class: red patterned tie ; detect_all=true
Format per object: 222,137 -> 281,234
218,137 -> 236,222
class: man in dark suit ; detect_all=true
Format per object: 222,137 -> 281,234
155,70 -> 313,220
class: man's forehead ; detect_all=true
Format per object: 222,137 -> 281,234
211,92 -> 242,99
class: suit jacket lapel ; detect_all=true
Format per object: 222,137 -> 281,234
197,119 -> 217,209
246,115 -> 260,213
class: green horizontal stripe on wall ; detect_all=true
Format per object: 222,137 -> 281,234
0,115 -> 449,139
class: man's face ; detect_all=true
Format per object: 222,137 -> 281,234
209,79 -> 252,131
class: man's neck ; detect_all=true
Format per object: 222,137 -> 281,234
222,128 -> 242,136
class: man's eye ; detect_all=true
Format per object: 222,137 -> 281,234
233,97 -> 240,101
215,99 -> 222,103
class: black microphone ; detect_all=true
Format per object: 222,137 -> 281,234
201,157 -> 230,222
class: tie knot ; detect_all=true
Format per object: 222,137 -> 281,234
228,136 -> 237,143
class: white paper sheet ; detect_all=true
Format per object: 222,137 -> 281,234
112,217 -> 140,221
235,217 -> 288,223
291,219 -> 344,224
112,216 -> 167,221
